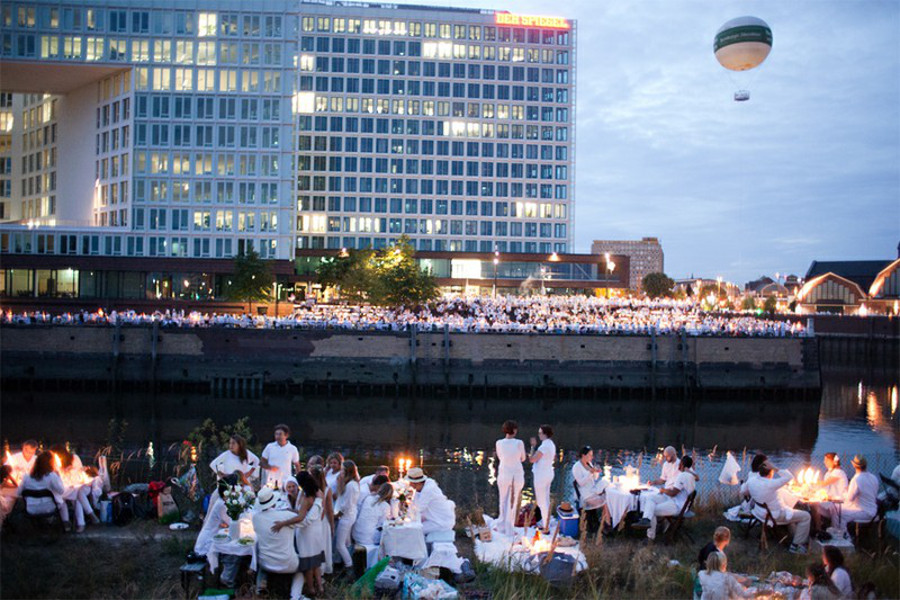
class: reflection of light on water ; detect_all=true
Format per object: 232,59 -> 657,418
866,392 -> 883,429
487,456 -> 496,486
474,450 -> 484,467
147,441 -> 155,468
892,386 -> 898,416
858,381 -> 863,405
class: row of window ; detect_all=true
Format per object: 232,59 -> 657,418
136,95 -> 283,121
299,79 -> 571,102
299,236 -> 568,254
134,67 -> 283,93
134,180 -> 281,205
300,38 -> 570,63
297,176 -> 568,199
302,59 -> 571,83
132,208 -> 278,233
299,198 -> 568,219
300,156 -> 570,179
299,215 -> 567,238
134,123 -> 282,150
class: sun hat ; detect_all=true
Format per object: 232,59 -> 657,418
256,486 -> 278,510
851,455 -> 867,469
406,467 -> 426,483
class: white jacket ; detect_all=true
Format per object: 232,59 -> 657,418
747,470 -> 794,521
352,494 -> 392,546
698,570 -> 753,600
252,507 -> 299,574
412,478 -> 456,531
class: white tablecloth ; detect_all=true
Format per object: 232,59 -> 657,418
605,487 -> 657,528
474,530 -> 587,574
207,535 -> 257,572
380,520 -> 427,562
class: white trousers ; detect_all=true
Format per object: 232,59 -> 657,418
334,516 -> 355,567
533,471 -> 554,530
642,495 -> 680,540
194,498 -> 225,555
777,510 -> 811,546
837,507 -> 876,534
497,471 -> 524,535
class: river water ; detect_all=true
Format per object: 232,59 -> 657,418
2,366 -> 897,509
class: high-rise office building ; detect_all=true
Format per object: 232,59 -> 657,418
0,1 -> 576,263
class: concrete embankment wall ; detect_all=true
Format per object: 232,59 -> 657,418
0,326 -> 820,392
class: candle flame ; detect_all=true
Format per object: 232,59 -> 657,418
52,452 -> 62,471
4,450 -> 11,464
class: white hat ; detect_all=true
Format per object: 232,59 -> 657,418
406,467 -> 426,483
256,486 -> 278,510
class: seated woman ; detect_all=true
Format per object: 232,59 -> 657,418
0,465 -> 19,528
21,451 -> 81,532
193,474 -> 238,556
353,479 -> 393,546
50,444 -> 99,526
823,546 -> 852,599
799,563 -> 840,600
697,551 -> 753,600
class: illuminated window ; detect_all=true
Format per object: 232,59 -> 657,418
198,13 -> 217,37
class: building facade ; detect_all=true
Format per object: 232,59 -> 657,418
590,237 -> 663,291
0,0 -> 576,264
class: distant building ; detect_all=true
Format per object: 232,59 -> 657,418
590,237 -> 663,290
797,259 -> 897,315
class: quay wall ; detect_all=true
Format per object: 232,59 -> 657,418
0,326 -> 819,391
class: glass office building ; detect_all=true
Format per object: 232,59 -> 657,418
0,1 -> 576,262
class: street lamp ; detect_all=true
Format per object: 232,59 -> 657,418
492,249 -> 500,298
716,275 -> 722,297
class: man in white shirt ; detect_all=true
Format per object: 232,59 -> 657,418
649,446 -> 680,488
747,462 -> 810,553
571,446 -> 609,510
358,465 -> 390,510
634,456 -> 696,541
835,455 -> 879,537
259,424 -> 301,489
4,440 -> 38,485
407,467 -> 456,536
252,487 -> 307,600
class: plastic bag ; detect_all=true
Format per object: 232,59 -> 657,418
718,452 -> 741,485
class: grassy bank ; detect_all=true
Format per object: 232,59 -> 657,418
2,513 -> 897,599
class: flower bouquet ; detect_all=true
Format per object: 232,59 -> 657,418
222,484 -> 256,540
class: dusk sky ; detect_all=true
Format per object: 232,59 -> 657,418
407,0 -> 900,283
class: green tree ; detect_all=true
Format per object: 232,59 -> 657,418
369,236 -> 439,306
741,296 -> 757,311
642,272 -> 675,299
226,248 -> 271,313
315,249 -> 374,303
763,295 -> 778,314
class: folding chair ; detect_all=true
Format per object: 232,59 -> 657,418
662,490 -> 696,545
20,488 -> 67,536
850,505 -> 886,557
756,502 -> 790,552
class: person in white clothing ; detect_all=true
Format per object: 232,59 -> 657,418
252,487 -> 306,600
273,471 -> 327,598
823,545 -> 853,599
333,459 -> 360,571
407,467 -> 456,535
51,444 -> 99,529
324,453 -> 344,495
812,453 -> 848,536
528,424 -> 555,533
635,456 -> 695,540
202,435 -> 260,535
260,424 -> 301,489
352,478 -> 393,546
571,446 -> 609,510
495,420 -> 526,535
4,439 -> 38,485
21,451 -> 80,531
649,446 -> 680,488
697,551 -> 753,600
358,466 -> 390,510
835,455 -> 879,536
747,461 -> 811,552
193,478 -> 233,555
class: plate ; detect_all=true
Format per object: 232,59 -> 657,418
213,533 -> 229,541
169,522 -> 189,531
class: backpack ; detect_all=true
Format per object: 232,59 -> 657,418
111,493 -> 135,526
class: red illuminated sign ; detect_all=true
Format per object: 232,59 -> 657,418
495,13 -> 570,29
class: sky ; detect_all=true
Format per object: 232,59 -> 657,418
403,0 -> 900,282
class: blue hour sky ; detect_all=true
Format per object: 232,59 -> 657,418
404,0 -> 900,282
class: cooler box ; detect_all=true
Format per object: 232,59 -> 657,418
556,506 -> 579,538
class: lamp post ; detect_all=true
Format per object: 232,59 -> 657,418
492,249 -> 499,298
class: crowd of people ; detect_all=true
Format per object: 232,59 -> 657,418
0,295 -> 807,336
4,422 -> 897,600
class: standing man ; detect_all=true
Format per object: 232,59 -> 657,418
260,424 -> 301,489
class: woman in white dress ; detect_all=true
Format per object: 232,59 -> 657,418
201,435 -> 259,537
21,451 -> 79,531
309,463 -> 334,575
528,424 -> 556,533
333,459 -> 360,571
495,420 -> 526,535
325,452 -> 344,495
50,445 -> 98,530
273,471 -> 326,597
353,478 -> 393,546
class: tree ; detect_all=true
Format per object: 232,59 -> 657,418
315,248 -> 374,303
642,272 -> 675,299
226,248 -> 271,313
741,296 -> 757,311
763,295 -> 778,314
369,236 -> 439,306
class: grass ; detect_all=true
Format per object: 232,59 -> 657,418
2,511 -> 897,599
